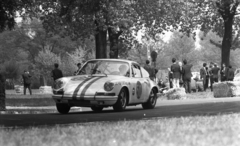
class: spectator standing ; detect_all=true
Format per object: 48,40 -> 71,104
221,63 -> 228,82
208,64 -> 214,91
22,70 -> 32,95
211,63 -> 220,83
178,61 -> 184,87
200,63 -> 208,91
74,63 -> 82,75
227,65 -> 235,81
144,60 -> 155,81
168,68 -> 173,88
205,66 -> 210,90
170,58 -> 181,88
51,63 -> 63,81
182,59 -> 193,93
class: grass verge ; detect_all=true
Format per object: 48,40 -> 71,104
6,98 -> 55,107
6,90 -> 54,107
5,89 -> 215,107
1,113 -> 240,146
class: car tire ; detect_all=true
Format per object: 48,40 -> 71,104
113,88 -> 128,112
142,88 -> 157,109
91,106 -> 104,112
56,103 -> 71,114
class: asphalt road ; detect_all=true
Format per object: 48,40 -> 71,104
1,97 -> 240,128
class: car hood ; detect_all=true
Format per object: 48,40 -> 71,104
63,75 -> 128,98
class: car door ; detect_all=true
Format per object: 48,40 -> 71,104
130,63 -> 145,103
140,67 -> 151,102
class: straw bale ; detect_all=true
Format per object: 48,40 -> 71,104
213,81 -> 240,97
14,85 -> 23,93
39,86 -> 53,94
165,88 -> 187,100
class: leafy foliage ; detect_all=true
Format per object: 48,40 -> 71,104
2,61 -> 20,80
66,46 -> 87,66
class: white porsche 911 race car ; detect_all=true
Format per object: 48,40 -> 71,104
52,59 -> 159,114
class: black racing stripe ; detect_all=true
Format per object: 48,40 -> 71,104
79,76 -> 105,99
72,77 -> 96,99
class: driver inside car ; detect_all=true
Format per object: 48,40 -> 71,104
119,64 -> 130,77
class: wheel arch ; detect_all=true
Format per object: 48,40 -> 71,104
121,86 -> 130,105
152,86 -> 159,94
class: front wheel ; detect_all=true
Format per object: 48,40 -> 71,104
56,103 -> 71,114
91,106 -> 104,112
113,88 -> 128,112
142,88 -> 157,109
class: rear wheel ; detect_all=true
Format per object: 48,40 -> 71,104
142,88 -> 157,109
56,103 -> 71,114
91,106 -> 104,112
113,88 -> 128,112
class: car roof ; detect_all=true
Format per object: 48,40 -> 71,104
87,58 -> 139,65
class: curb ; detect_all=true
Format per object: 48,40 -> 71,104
0,106 -> 82,114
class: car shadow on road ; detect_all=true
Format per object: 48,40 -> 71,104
60,100 -> 240,120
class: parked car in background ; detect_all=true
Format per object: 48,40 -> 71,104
52,59 -> 159,114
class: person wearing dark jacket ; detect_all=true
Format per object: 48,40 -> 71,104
144,60 -> 155,81
211,64 -> 220,83
182,59 -> 193,93
200,63 -> 208,91
22,70 -> 32,95
74,63 -> 82,75
221,63 -> 228,82
170,58 -> 182,88
168,68 -> 173,88
227,65 -> 234,81
51,63 -> 63,81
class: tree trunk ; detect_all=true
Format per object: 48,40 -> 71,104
43,75 -> 47,86
95,29 -> 107,59
221,15 -> 234,67
0,73 -> 6,111
40,75 -> 44,86
108,27 -> 122,58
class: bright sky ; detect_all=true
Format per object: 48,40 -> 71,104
136,28 -> 201,50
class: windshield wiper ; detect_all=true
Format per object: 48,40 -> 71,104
91,69 -> 107,76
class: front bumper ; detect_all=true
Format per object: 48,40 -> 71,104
52,92 -> 118,107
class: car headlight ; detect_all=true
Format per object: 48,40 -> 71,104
104,82 -> 114,91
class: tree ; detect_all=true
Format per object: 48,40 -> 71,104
66,46 -> 87,66
198,31 -> 222,65
0,0 -> 32,110
198,30 -> 240,69
186,0 -> 239,67
29,0 -> 117,58
128,44 -> 148,66
29,0 -> 177,59
35,47 -> 61,86
156,31 -> 199,70
133,0 -> 240,69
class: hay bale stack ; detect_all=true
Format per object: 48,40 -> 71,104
14,85 -> 23,93
196,81 -> 204,92
165,88 -> 186,100
39,86 -> 53,94
213,81 -> 240,98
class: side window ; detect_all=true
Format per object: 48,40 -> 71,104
141,67 -> 149,78
132,64 -> 142,78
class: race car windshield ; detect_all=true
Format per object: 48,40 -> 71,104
78,60 -> 130,77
